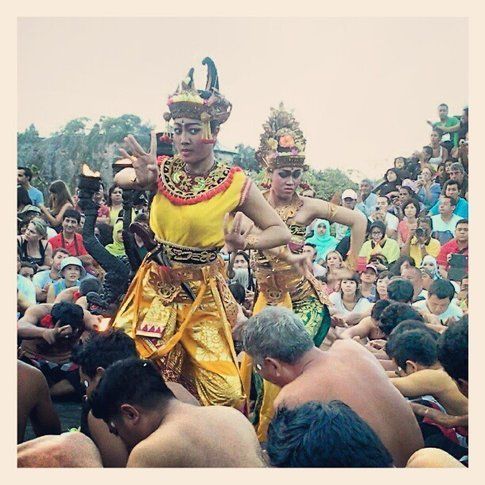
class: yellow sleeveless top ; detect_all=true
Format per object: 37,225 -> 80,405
150,156 -> 250,248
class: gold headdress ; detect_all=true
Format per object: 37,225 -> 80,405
256,102 -> 307,171
162,57 -> 232,144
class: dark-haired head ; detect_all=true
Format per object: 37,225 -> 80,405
267,400 -> 393,468
438,316 -> 468,396
386,278 -> 414,303
51,302 -> 85,335
385,320 -> 439,359
378,302 -> 424,336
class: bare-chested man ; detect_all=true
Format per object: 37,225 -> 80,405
90,358 -> 266,467
242,306 -> 424,467
17,302 -> 100,396
18,432 -> 102,467
17,360 -> 61,443
72,329 -> 200,467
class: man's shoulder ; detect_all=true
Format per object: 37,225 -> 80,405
48,233 -> 62,244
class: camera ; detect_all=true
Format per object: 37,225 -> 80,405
415,228 -> 425,238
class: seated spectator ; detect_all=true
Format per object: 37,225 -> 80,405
305,219 -> 337,263
359,221 -> 400,265
19,262 -> 36,280
17,254 -> 36,312
431,196 -> 462,244
376,270 -> 390,300
17,360 -> 61,443
359,264 -> 378,302
429,180 -> 468,219
17,302 -> 99,397
107,184 -> 124,226
242,307 -> 424,467
17,218 -> 53,270
436,161 -> 449,187
378,303 -> 425,338
328,272 -> 373,326
374,169 -> 402,199
39,180 -> 75,232
413,279 -> 463,327
332,189 -> 359,242
416,164 -> 442,210
421,268 -> 435,292
426,103 -> 460,149
401,266 -> 428,302
397,199 -> 420,247
339,299 -> 390,342
18,185 -> 33,214
302,243 -> 327,278
267,400 -> 393,467
18,432 -> 102,468
428,129 -> 449,168
17,166 -> 45,207
369,196 -> 399,239
105,220 -> 126,257
355,178 -> 378,218
90,358 -> 265,467
420,255 -> 443,280
389,255 -> 415,276
47,256 -> 85,303
33,248 -> 70,303
436,219 -> 468,279
387,330 -> 468,416
448,162 -> 468,197
393,156 -> 412,180
401,216 -> 441,267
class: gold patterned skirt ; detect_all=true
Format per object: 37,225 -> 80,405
111,248 -> 245,410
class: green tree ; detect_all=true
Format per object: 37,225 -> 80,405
233,144 -> 259,172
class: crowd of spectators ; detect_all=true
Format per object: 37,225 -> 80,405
17,103 -> 469,468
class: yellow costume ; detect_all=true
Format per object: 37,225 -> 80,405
240,104 -> 332,440
112,58 -> 248,409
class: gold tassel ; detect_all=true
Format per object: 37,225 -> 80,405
200,112 -> 214,144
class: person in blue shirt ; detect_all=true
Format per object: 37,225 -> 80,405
18,166 -> 45,207
428,180 -> 468,219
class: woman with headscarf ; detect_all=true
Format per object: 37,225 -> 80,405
105,220 -> 126,257
305,219 -> 338,264
420,255 -> 442,280
374,168 -> 402,199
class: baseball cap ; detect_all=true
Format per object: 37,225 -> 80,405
365,264 -> 379,274
341,189 -> 358,200
60,256 -> 86,278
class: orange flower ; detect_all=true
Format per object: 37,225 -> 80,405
279,135 -> 295,148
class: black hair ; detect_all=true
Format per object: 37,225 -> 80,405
388,256 -> 416,277
90,358 -> 175,422
303,242 -> 317,250
267,400 -> 393,468
437,316 -> 468,382
385,320 -> 440,359
442,179 -> 461,193
107,184 -> 122,207
417,216 -> 433,231
389,330 -> 438,370
18,166 -> 33,181
386,278 -> 414,302
79,277 -> 103,296
369,220 -> 386,237
428,279 -> 455,301
371,299 -> 391,321
228,282 -> 246,304
422,146 -> 433,158
72,329 -> 138,378
377,270 -> 390,281
51,302 -> 85,334
438,103 -> 449,109
63,208 -> 82,223
378,302 -> 424,336
17,186 -> 33,208
401,199 -> 420,217
456,218 -> 468,227
20,261 -> 36,271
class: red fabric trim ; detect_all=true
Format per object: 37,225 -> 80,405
39,314 -> 54,329
157,159 -> 242,206
237,177 -> 252,209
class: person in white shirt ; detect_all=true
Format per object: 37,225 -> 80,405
369,196 -> 399,239
401,266 -> 428,302
413,279 -> 463,325
333,189 -> 361,242
302,243 -> 327,278
431,196 -> 462,245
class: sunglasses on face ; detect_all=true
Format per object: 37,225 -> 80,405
277,169 -> 302,179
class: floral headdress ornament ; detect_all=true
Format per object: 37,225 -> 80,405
161,57 -> 232,145
256,102 -> 308,171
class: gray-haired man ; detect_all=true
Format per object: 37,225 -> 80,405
356,179 -> 378,218
242,307 -> 424,467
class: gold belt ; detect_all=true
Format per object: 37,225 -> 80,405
152,240 -> 220,265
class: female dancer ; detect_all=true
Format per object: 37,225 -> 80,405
240,103 -> 367,439
111,58 -> 296,410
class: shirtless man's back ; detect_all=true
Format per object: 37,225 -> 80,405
128,403 -> 265,467
274,339 -> 424,467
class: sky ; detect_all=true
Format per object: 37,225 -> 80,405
17,17 -> 468,179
